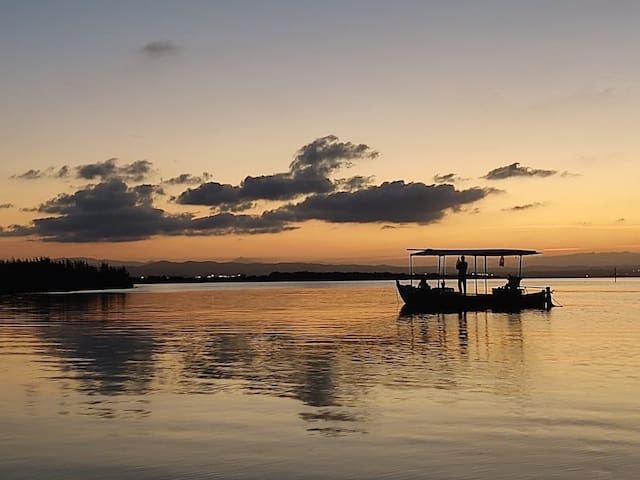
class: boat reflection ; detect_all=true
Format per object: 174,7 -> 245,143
0,287 -> 551,430
396,307 -> 549,399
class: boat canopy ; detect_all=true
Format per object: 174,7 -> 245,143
407,248 -> 539,257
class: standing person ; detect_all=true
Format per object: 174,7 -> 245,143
456,255 -> 468,295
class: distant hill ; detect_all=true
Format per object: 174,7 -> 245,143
523,252 -> 640,276
527,251 -> 640,268
55,252 -> 640,278
126,260 -> 408,277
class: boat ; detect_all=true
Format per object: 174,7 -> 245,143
396,248 -> 553,312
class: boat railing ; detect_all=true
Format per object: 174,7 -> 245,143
521,284 -> 553,290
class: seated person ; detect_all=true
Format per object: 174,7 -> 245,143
418,276 -> 430,289
506,275 -> 521,290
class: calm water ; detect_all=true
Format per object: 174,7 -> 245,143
1,278 -> 639,479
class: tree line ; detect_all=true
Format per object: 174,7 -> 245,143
0,258 -> 133,294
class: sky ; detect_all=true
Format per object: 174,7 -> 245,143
1,0 -> 639,263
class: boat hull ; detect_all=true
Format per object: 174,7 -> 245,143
396,281 -> 552,313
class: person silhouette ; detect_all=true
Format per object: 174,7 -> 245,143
456,255 -> 468,295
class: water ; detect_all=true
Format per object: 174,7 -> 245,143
1,278 -> 639,479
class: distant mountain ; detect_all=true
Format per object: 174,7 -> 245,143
55,252 -> 640,278
126,261 -> 408,277
527,251 -> 640,268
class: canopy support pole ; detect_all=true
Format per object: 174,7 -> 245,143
410,254 -> 414,286
442,256 -> 446,288
474,256 -> 478,295
484,256 -> 488,294
518,255 -> 523,277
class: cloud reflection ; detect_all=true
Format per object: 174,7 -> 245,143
0,287 -> 542,427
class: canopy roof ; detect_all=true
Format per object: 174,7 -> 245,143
407,248 -> 539,257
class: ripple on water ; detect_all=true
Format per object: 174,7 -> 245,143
1,281 -> 640,479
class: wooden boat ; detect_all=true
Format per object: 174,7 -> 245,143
396,248 -> 553,312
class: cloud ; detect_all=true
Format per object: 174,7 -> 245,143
54,165 -> 70,178
290,135 -> 378,176
20,179 -> 185,242
264,181 -> 493,224
334,175 -> 375,191
132,184 -> 166,201
139,40 -> 182,58
75,158 -> 119,180
177,135 -> 378,210
0,203 -> 13,209
2,179 -> 494,242
433,173 -> 465,183
189,213 -> 293,235
76,158 -> 154,182
11,159 -> 153,183
11,166 -> 69,180
11,166 -> 68,180
162,173 -> 212,185
2,137 -> 498,242
121,160 -> 154,182
502,202 -> 546,212
12,169 -> 47,180
0,179 -> 289,242
483,162 -> 558,180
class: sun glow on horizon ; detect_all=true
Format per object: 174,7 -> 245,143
1,2 -> 639,261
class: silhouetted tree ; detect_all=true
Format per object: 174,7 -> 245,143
0,258 -> 133,294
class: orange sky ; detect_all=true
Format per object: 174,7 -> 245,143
1,2 -> 638,262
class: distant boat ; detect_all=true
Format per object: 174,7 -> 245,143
396,248 -> 553,312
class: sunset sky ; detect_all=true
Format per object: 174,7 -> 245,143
1,1 -> 638,263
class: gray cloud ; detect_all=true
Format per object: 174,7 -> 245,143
11,166 -> 68,180
483,162 -> 558,180
2,137 -> 499,242
189,213 -> 293,235
502,202 -> 545,212
75,158 -> 118,180
0,179 -> 289,242
433,173 -> 465,183
21,179 -> 186,242
163,173 -> 212,185
2,179 -> 494,242
55,165 -> 70,178
334,175 -> 375,191
120,160 -> 154,182
177,135 -> 378,210
139,40 -> 182,58
12,159 -> 153,183
12,169 -> 47,180
0,203 -> 13,209
264,181 -> 493,224
76,158 -> 154,182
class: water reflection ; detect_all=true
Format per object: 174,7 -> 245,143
0,287 -> 549,429
1,293 -> 156,419
396,308 -> 540,399
177,331 -> 368,434
3,282 -> 640,478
